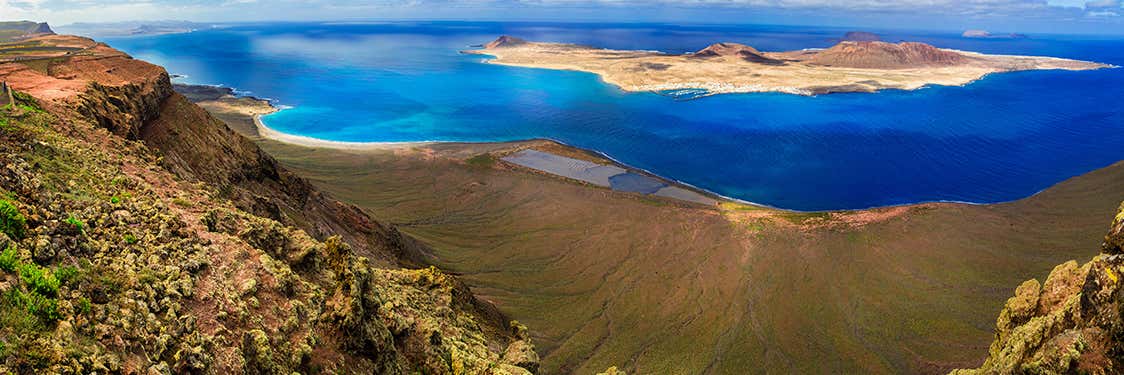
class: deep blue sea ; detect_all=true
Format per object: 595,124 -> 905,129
103,22 -> 1124,211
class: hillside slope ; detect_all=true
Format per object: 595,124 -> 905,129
0,34 -> 536,373
952,204 -> 1124,374
234,103 -> 1124,373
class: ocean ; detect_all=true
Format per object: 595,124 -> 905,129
102,21 -> 1124,211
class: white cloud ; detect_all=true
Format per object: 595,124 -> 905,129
0,0 -> 1120,27
1085,0 -> 1121,9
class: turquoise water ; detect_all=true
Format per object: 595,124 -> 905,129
104,22 -> 1124,211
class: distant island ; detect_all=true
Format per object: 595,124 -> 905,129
963,29 -> 1029,39
466,35 -> 1109,96
57,20 -> 212,37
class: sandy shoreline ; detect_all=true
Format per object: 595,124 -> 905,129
229,93 -> 738,207
252,113 -> 435,151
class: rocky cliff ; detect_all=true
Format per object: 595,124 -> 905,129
0,34 -> 536,373
951,205 -> 1124,374
0,22 -> 54,42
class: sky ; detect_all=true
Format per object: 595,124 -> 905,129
2,0 -> 1123,35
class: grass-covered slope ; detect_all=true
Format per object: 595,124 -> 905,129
0,36 -> 537,373
242,117 -> 1124,374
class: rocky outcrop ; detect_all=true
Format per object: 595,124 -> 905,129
141,92 -> 431,267
809,41 -> 967,69
75,76 -> 171,139
692,42 -> 784,65
28,23 -> 53,36
951,203 -> 1124,374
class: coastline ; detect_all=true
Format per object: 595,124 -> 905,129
183,81 -> 1117,213
193,83 -> 731,206
465,40 -> 1113,97
252,113 -> 436,151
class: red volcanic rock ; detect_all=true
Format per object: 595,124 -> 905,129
808,41 -> 966,69
485,35 -> 528,49
692,42 -> 783,65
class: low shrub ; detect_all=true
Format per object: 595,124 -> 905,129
64,215 -> 84,234
54,265 -> 79,285
0,246 -> 17,272
2,289 -> 59,323
0,198 -> 27,239
77,297 -> 91,315
18,263 -> 60,298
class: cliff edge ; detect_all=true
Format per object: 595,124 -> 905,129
0,33 -> 536,373
951,204 -> 1124,374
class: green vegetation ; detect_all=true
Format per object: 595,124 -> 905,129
0,198 -> 26,239
77,297 -> 91,315
123,233 -> 137,244
466,153 -> 497,169
18,262 -> 60,298
0,245 -> 17,272
54,265 -> 78,285
0,246 -> 65,328
778,210 -> 832,225
11,92 -> 44,114
3,288 -> 60,323
64,215 -> 84,234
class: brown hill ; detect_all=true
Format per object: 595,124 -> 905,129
691,42 -> 784,65
808,41 -> 967,69
485,35 -> 529,49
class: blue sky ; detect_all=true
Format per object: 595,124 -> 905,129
2,0 -> 1123,35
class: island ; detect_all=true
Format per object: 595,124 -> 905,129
57,21 -> 213,37
962,29 -> 1029,39
465,35 -> 1111,96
